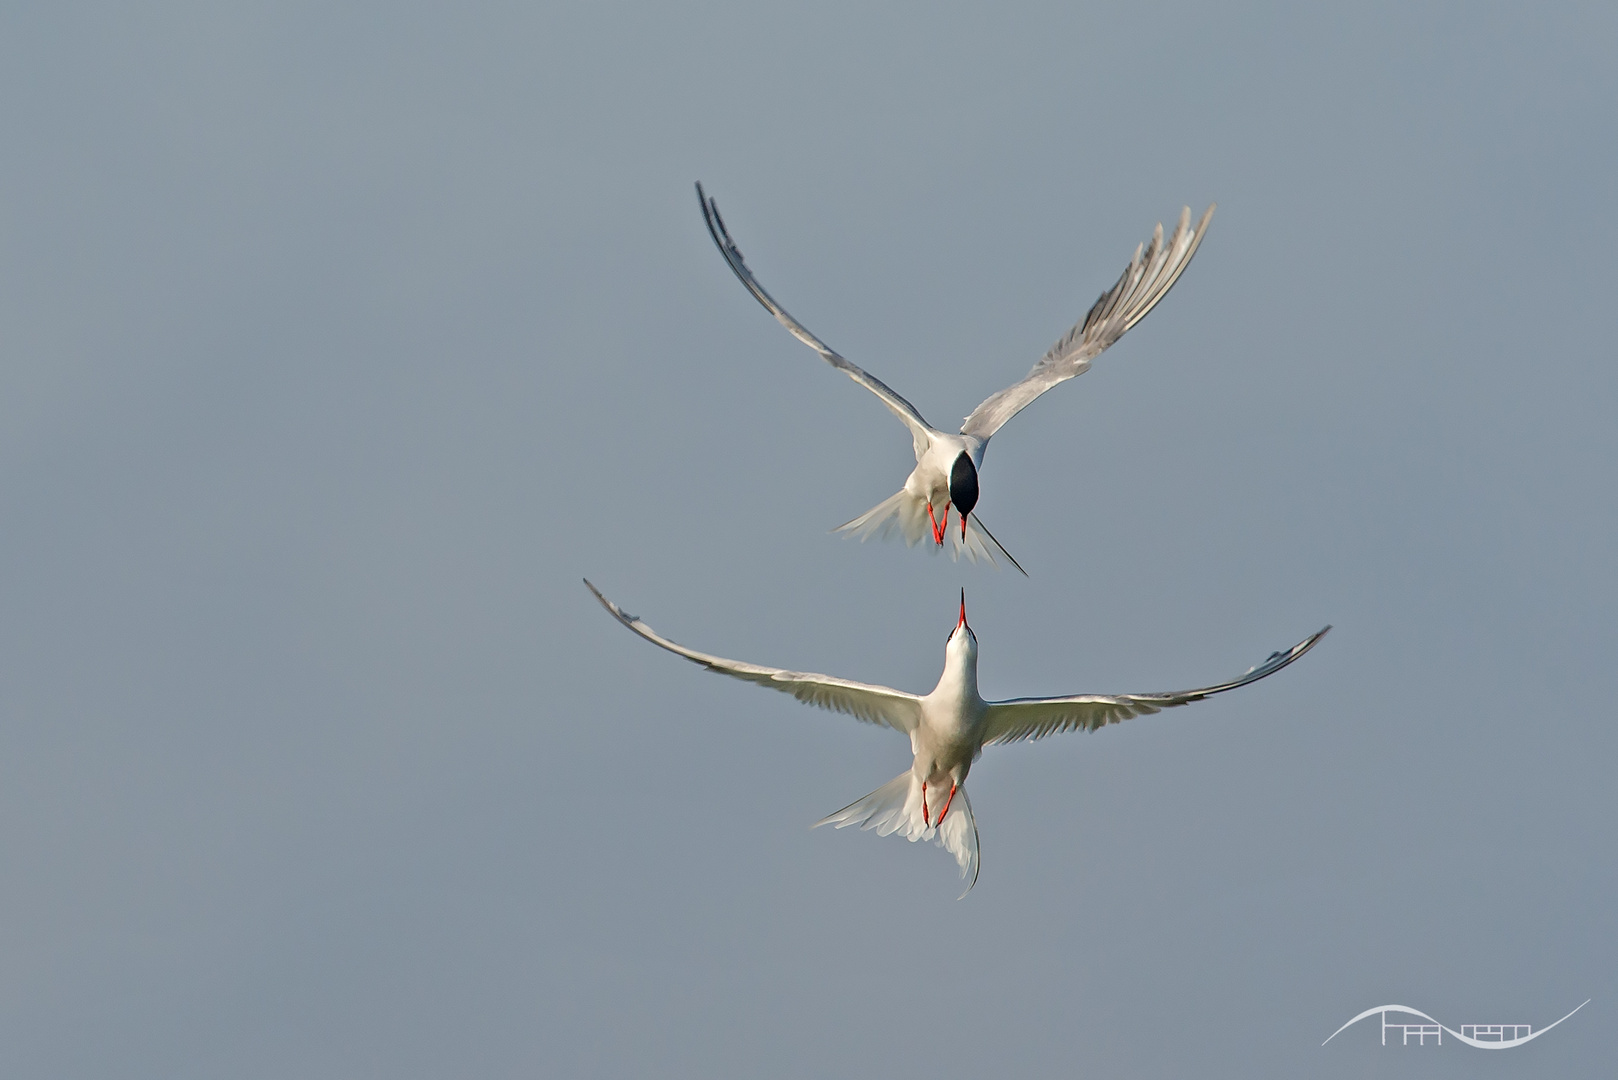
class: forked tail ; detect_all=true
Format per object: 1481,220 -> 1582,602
834,490 -> 932,547
814,771 -> 981,897
835,491 -> 1025,574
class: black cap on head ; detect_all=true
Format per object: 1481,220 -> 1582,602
949,452 -> 979,517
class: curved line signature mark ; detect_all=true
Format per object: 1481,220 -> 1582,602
1323,1000 -> 1589,1049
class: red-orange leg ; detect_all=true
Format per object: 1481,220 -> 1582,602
920,781 -> 930,828
936,782 -> 958,825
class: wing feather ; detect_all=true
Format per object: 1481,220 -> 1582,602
982,625 -> 1327,744
961,204 -> 1215,441
697,183 -> 936,459
586,580 -> 922,734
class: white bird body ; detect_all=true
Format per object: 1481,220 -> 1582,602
911,626 -> 985,778
904,432 -> 984,507
697,184 -> 1215,573
586,579 -> 1327,895
890,431 -> 988,546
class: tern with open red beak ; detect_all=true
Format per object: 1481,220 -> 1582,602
586,580 -> 1327,896
697,183 -> 1215,575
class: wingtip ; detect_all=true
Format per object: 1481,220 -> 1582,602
582,576 -> 609,608
695,181 -> 722,231
583,578 -> 635,624
1292,624 -> 1332,658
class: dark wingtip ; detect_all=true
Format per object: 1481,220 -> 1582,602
694,181 -> 717,223
696,182 -> 735,256
1287,625 -> 1332,663
582,578 -> 631,623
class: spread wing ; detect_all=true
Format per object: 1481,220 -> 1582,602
981,625 -> 1326,745
961,204 -> 1215,441
697,183 -> 936,460
586,580 -> 922,734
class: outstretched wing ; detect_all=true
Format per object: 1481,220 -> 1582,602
961,204 -> 1215,441
697,183 -> 936,460
981,625 -> 1327,744
586,579 -> 922,734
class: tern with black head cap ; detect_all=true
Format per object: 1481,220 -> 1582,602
697,183 -> 1214,574
586,579 -> 1327,896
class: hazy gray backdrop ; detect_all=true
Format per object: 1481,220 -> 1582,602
1,3 -> 1614,1077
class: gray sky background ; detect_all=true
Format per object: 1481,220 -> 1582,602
1,2 -> 1615,1077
